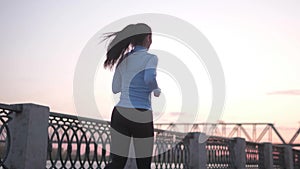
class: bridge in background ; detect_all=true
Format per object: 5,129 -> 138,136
155,122 -> 300,147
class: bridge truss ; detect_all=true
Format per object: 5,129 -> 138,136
154,122 -> 300,147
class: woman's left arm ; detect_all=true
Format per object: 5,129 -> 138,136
144,55 -> 161,97
112,68 -> 121,94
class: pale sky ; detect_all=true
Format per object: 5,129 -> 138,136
1,0 -> 300,139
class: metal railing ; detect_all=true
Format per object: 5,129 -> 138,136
47,112 -> 111,168
31,109 -> 300,169
153,129 -> 189,169
272,145 -> 285,169
293,149 -> 300,169
245,142 -> 264,169
47,112 -> 190,169
206,136 -> 234,169
0,103 -> 21,169
1,102 -> 299,169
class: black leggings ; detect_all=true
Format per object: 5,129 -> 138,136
105,106 -> 154,169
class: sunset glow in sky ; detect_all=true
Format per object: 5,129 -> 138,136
1,0 -> 300,140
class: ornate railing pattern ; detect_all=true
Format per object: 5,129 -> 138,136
0,109 -> 11,169
47,112 -> 190,169
0,104 -> 20,169
206,136 -> 234,169
245,142 -> 263,169
294,149 -> 300,169
47,112 -> 111,168
272,145 -> 285,169
1,102 -> 300,169
153,129 -> 189,169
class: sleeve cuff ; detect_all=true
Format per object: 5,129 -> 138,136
153,88 -> 161,96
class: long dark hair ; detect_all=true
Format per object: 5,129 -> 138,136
102,23 -> 152,69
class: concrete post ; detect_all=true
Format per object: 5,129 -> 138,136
233,137 -> 246,169
283,145 -> 294,169
262,143 -> 274,169
6,103 -> 49,169
188,132 -> 207,169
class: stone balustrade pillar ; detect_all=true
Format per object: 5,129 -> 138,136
6,103 -> 49,169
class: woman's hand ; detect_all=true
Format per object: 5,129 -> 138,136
153,88 -> 161,97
